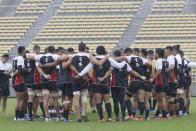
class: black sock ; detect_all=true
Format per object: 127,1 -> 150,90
170,111 -> 174,116
125,100 -> 132,116
139,102 -> 145,116
149,99 -> 152,110
19,111 -> 23,118
63,110 -> 69,119
176,110 -> 179,115
145,110 -> 150,118
132,112 -> 136,116
153,99 -> 157,110
162,111 -> 167,117
96,103 -> 103,120
105,103 -> 112,118
27,102 -> 33,118
120,100 -> 126,118
15,110 -> 19,118
179,98 -> 184,111
39,102 -> 45,117
183,106 -> 187,113
113,101 -> 119,118
155,110 -> 160,117
169,101 -> 175,116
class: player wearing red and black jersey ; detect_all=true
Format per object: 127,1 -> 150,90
27,46 -> 71,122
59,48 -> 74,121
150,48 -> 168,119
12,46 -> 27,121
165,46 -> 178,117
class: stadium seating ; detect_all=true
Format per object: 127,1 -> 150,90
57,0 -> 142,14
27,14 -> 133,53
0,16 -> 37,56
26,0 -> 144,54
152,0 -> 186,13
15,0 -> 53,15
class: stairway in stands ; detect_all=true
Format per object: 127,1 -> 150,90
117,0 -> 155,49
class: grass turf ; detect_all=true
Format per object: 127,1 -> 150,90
0,98 -> 196,131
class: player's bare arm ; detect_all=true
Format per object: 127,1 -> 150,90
62,57 -> 72,69
89,54 -> 108,66
98,69 -> 113,82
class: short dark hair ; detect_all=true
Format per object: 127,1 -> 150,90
47,46 -> 55,53
147,50 -> 154,55
141,49 -> 148,57
156,48 -> 164,58
79,41 -> 86,52
96,46 -> 106,55
173,45 -> 180,52
124,48 -> 132,54
120,48 -> 124,51
33,45 -> 40,51
113,50 -> 121,57
2,53 -> 9,58
26,50 -> 30,53
18,46 -> 25,54
67,48 -> 74,53
44,47 -> 48,54
133,48 -> 140,53
179,50 -> 184,57
85,47 -> 89,50
57,47 -> 64,52
165,46 -> 173,52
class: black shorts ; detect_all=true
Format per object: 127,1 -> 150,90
93,85 -> 110,94
14,84 -> 26,92
178,81 -> 185,89
34,84 -> 42,90
188,80 -> 192,87
145,82 -> 152,92
184,76 -> 192,89
25,84 -> 36,90
111,87 -> 125,101
0,86 -> 10,97
132,80 -> 145,91
42,82 -> 58,91
127,84 -> 137,95
88,85 -> 93,91
166,83 -> 177,97
155,85 -> 165,93
88,80 -> 93,91
60,83 -> 73,97
72,79 -> 88,92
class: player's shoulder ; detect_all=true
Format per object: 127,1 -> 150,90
156,58 -> 163,64
17,56 -> 24,61
0,60 -> 3,67
73,52 -> 90,58
95,55 -> 104,59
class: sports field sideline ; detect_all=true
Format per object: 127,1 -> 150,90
0,98 -> 196,131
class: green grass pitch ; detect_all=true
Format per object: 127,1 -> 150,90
0,98 -> 196,131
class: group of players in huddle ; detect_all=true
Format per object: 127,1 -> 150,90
1,42 -> 192,122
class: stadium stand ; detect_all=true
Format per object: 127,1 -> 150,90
1,0 -> 196,82
0,16 -> 37,56
58,0 -> 142,14
15,0 -> 53,15
27,0 -> 143,53
152,0 -> 186,13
